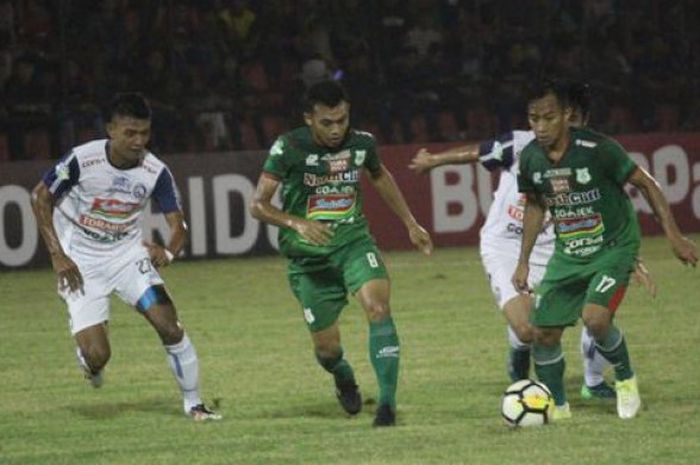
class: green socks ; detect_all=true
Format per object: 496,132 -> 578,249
316,350 -> 356,386
369,317 -> 400,409
533,344 -> 566,406
594,325 -> 634,381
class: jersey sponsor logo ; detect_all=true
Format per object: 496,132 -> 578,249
306,193 -> 356,220
327,158 -> 349,173
575,139 -> 597,148
562,234 -> 604,256
305,154 -> 319,166
81,158 -> 105,168
554,206 -> 594,219
550,177 -> 570,193
78,223 -> 129,243
507,205 -> 524,221
544,167 -> 572,178
545,188 -> 601,207
576,168 -> 592,184
303,170 -> 359,187
79,214 -> 135,233
556,213 -> 604,239
90,197 -> 142,219
506,222 -> 523,235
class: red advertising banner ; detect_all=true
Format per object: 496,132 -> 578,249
1,133 -> 699,268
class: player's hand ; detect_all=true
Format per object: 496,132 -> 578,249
511,261 -> 530,294
292,219 -> 334,246
632,258 -> 657,298
144,241 -> 172,268
408,222 -> 433,255
51,252 -> 84,293
408,148 -> 436,174
670,235 -> 698,267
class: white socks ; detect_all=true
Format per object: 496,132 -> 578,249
164,333 -> 202,412
580,327 -> 608,387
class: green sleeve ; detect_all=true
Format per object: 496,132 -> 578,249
262,136 -> 290,179
599,137 -> 637,185
517,148 -> 536,193
363,136 -> 382,176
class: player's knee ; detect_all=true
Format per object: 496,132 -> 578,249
314,346 -> 341,361
157,322 -> 184,346
582,316 -> 609,340
83,344 -> 111,371
533,328 -> 560,347
364,300 -> 390,322
512,323 -> 534,344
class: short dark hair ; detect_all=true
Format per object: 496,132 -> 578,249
566,81 -> 592,121
303,80 -> 348,113
526,79 -> 569,109
106,92 -> 152,121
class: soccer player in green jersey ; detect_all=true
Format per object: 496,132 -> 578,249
513,80 -> 697,420
250,80 -> 433,427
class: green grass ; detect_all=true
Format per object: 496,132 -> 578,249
1,235 -> 699,465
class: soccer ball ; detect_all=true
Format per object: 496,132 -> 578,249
501,379 -> 554,427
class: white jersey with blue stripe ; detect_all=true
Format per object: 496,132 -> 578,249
478,130 -> 555,263
42,139 -> 181,258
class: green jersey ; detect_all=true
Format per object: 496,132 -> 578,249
262,126 -> 382,258
518,127 -> 641,261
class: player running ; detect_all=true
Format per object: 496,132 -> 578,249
250,80 -> 433,427
31,93 -> 220,421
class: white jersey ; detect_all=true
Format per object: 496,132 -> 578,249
478,130 -> 554,265
43,139 -> 181,259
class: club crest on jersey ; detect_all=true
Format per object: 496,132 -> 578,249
576,167 -> 591,184
533,172 -> 543,184
132,183 -> 147,199
354,150 -> 366,166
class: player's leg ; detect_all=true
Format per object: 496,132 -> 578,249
583,255 -> 640,418
579,326 -> 616,399
482,250 -> 535,381
355,278 -> 399,427
503,295 -> 534,381
62,266 -> 111,388
115,250 -> 219,420
343,241 -> 396,427
288,266 -> 361,415
532,326 -> 568,416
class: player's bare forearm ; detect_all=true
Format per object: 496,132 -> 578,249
30,182 -> 65,257
250,173 -> 333,245
164,211 -> 188,256
518,193 -> 546,265
369,165 -> 419,228
369,165 -> 433,254
409,145 -> 479,173
629,167 -> 682,238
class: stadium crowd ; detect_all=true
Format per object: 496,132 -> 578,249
1,0 -> 698,160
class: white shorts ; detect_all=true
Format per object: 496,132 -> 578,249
480,248 -> 548,310
58,246 -> 164,335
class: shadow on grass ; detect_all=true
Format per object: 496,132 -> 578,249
65,396 -> 181,420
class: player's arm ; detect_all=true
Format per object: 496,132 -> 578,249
512,192 -> 546,293
366,164 -> 433,255
145,211 -> 188,268
30,182 -> 84,292
627,167 -> 697,266
408,144 -> 480,173
249,173 -> 333,246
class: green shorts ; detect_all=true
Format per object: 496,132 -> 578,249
532,246 -> 637,327
287,235 -> 389,332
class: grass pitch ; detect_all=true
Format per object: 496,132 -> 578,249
1,235 -> 699,465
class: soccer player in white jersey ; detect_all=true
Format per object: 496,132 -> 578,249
409,82 -> 654,399
31,93 -> 221,421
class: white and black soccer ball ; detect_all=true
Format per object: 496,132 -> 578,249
501,379 -> 554,427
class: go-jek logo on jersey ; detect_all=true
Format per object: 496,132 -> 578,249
90,198 -> 142,220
